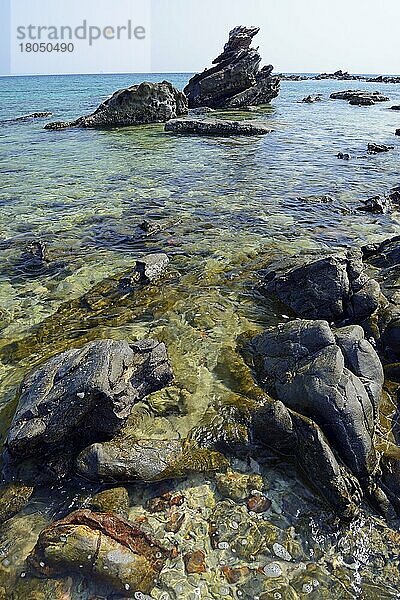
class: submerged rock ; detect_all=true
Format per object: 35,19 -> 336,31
251,320 -> 383,485
2,112 -> 52,124
260,250 -> 381,324
165,118 -> 272,136
28,509 -> 169,595
119,253 -> 169,285
90,487 -> 130,517
184,26 -> 280,109
0,482 -> 33,524
301,94 -> 322,103
6,338 -> 173,463
45,81 -> 188,129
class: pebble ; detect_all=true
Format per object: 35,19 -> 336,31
263,562 -> 282,577
272,542 -> 292,561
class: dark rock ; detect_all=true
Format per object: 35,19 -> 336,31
301,94 -> 322,103
3,112 -> 52,124
0,482 -> 33,524
6,338 -> 173,463
367,143 -> 394,154
260,250 -> 381,324
165,118 -> 272,136
184,26 -> 280,109
396,129 -> 400,136
251,320 -> 382,484
389,105 -> 400,110
44,121 -> 74,130
337,152 -> 350,160
28,509 -> 169,594
358,194 -> 392,214
330,90 -> 389,105
45,81 -> 188,129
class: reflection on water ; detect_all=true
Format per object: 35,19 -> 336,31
0,73 -> 400,598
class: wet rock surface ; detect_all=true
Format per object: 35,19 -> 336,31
45,81 -> 188,129
165,118 -> 272,136
28,509 -> 170,595
330,90 -> 390,105
184,26 -> 280,109
6,338 -> 173,469
260,250 -> 381,324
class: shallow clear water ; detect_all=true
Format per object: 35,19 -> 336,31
0,73 -> 400,598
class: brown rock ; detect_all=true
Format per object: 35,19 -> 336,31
183,550 -> 207,574
247,494 -> 272,513
221,565 -> 251,584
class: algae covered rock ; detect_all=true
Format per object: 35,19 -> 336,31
215,470 -> 263,501
45,81 -> 188,129
90,487 -> 130,517
6,338 -> 173,466
28,509 -> 169,595
0,482 -> 33,524
165,118 -> 272,136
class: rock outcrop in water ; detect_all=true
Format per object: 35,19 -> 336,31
184,26 -> 280,109
165,118 -> 272,136
45,81 -> 188,129
6,339 -> 173,466
330,90 -> 389,105
260,250 -> 381,324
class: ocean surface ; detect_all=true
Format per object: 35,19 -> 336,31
0,73 -> 400,598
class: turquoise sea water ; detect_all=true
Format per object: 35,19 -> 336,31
0,73 -> 400,598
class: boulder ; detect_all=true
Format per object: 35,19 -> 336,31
367,143 -> 393,154
301,94 -> 322,103
251,319 -> 383,483
45,81 -> 188,129
28,509 -> 169,595
6,339 -> 173,461
358,194 -> 392,214
184,26 -> 280,109
165,118 -> 272,136
260,250 -> 381,324
337,152 -> 350,160
119,253 -> 169,285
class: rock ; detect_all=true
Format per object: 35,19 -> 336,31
337,152 -> 350,160
0,482 -> 33,524
77,438 -> 183,482
247,494 -> 272,513
145,492 -> 185,513
44,121 -> 74,130
3,112 -> 52,124
90,487 -> 130,517
358,194 -> 392,214
28,509 -> 169,595
184,26 -> 280,109
260,250 -> 381,324
215,470 -> 263,501
251,320 -> 383,486
6,338 -> 173,463
301,94 -> 322,103
330,90 -> 389,105
45,81 -> 188,129
165,118 -> 272,136
367,143 -> 394,154
119,253 -> 169,285
389,105 -> 400,110
183,550 -> 206,574
396,129 -> 400,136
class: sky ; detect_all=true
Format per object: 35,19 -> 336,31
1,0 -> 399,76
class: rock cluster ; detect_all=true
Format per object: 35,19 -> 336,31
330,90 -> 389,106
45,81 -> 188,129
184,26 -> 280,109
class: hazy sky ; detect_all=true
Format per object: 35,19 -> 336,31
1,0 -> 399,75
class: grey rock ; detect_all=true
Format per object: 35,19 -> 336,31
389,105 -> 400,110
301,94 -> 322,103
184,26 -> 279,109
77,438 -> 183,482
358,194 -> 392,214
120,253 -> 169,285
252,399 -> 362,518
6,338 -> 173,460
261,250 -> 380,324
165,118 -> 272,136
45,81 -> 188,129
367,143 -> 394,154
251,319 -> 382,482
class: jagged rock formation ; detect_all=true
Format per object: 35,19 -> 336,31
184,26 -> 280,109
45,81 -> 188,129
330,90 -> 389,106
